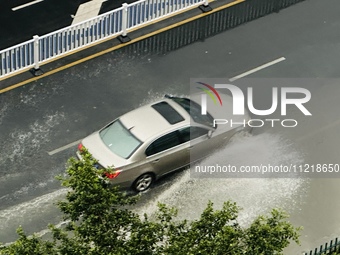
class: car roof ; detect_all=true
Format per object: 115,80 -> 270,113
119,98 -> 190,142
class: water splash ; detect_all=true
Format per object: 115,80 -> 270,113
136,133 -> 308,226
0,132 -> 308,244
0,111 -> 65,167
0,188 -> 68,243
139,91 -> 189,106
0,166 -> 62,203
0,103 -> 8,125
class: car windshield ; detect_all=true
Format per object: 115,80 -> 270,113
99,120 -> 142,159
171,97 -> 215,128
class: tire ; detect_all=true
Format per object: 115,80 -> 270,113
133,173 -> 155,192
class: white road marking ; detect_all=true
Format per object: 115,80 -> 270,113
229,57 -> 286,82
72,0 -> 107,25
48,139 -> 82,156
12,0 -> 44,11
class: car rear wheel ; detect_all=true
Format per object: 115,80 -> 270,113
133,173 -> 154,192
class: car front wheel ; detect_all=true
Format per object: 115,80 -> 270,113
133,173 -> 154,192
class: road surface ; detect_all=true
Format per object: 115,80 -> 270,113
1,0 -> 340,254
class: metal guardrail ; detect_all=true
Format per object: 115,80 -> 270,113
0,39 -> 36,78
0,0 -> 306,80
0,0 -> 208,78
305,238 -> 340,255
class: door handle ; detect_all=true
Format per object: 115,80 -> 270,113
152,159 -> 160,163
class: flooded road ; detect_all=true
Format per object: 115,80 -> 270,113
1,0 -> 340,253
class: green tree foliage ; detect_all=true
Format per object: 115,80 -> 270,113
0,150 -> 301,255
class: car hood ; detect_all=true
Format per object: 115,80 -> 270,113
82,131 -> 127,169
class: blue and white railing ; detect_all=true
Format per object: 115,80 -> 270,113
0,0 -> 210,78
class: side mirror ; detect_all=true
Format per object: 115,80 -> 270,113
207,130 -> 213,138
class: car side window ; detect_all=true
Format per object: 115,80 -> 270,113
179,127 -> 209,142
146,131 -> 181,156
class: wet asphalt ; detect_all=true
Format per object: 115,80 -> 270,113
1,0 -> 340,254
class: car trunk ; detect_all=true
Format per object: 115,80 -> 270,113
82,131 -> 127,169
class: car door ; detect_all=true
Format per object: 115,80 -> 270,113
179,126 -> 216,162
145,130 -> 189,177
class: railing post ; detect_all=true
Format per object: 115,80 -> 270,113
199,0 -> 212,13
30,35 -> 44,76
273,0 -> 281,13
330,240 -> 333,252
118,3 -> 131,43
33,35 -> 39,69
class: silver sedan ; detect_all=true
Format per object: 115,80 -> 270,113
77,94 -> 251,192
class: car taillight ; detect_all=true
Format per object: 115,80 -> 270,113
78,143 -> 83,151
104,170 -> 121,179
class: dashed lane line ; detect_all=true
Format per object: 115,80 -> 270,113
48,139 -> 82,156
229,57 -> 286,82
12,0 -> 44,11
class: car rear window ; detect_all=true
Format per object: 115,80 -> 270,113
99,120 -> 142,159
151,101 -> 185,124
